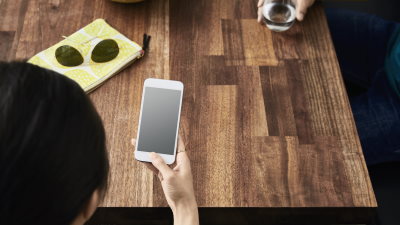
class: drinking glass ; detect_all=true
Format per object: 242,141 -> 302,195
262,0 -> 296,32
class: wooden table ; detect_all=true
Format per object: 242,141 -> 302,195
0,0 -> 377,224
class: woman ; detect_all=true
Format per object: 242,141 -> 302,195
0,62 -> 199,225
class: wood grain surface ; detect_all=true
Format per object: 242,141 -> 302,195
0,0 -> 376,221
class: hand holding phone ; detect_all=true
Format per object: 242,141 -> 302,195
131,137 -> 199,225
135,78 -> 183,164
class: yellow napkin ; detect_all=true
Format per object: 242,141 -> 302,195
28,19 -> 143,93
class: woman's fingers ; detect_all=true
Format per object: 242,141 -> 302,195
176,151 -> 191,172
144,162 -> 162,177
131,138 -> 159,175
258,7 -> 263,23
134,136 -> 188,177
176,136 -> 190,167
295,0 -> 315,21
257,0 -> 264,23
177,136 -> 185,153
296,1 -> 307,21
131,138 -> 136,147
149,152 -> 174,178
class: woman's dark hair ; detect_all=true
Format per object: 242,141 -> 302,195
0,62 -> 109,225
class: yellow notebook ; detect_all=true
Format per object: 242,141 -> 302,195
28,19 -> 144,93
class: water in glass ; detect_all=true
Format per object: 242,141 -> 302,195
263,2 -> 295,32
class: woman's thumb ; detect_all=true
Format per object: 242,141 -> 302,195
296,0 -> 307,21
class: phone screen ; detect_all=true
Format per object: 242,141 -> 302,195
137,87 -> 182,155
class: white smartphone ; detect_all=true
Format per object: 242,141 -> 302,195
135,78 -> 184,164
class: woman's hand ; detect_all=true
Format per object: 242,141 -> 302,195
257,0 -> 316,23
132,137 -> 199,225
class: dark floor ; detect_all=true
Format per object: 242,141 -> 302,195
368,162 -> 400,225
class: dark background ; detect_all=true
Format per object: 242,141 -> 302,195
323,0 -> 400,22
322,1 -> 400,225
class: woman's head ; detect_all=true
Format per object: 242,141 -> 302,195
0,62 -> 109,225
